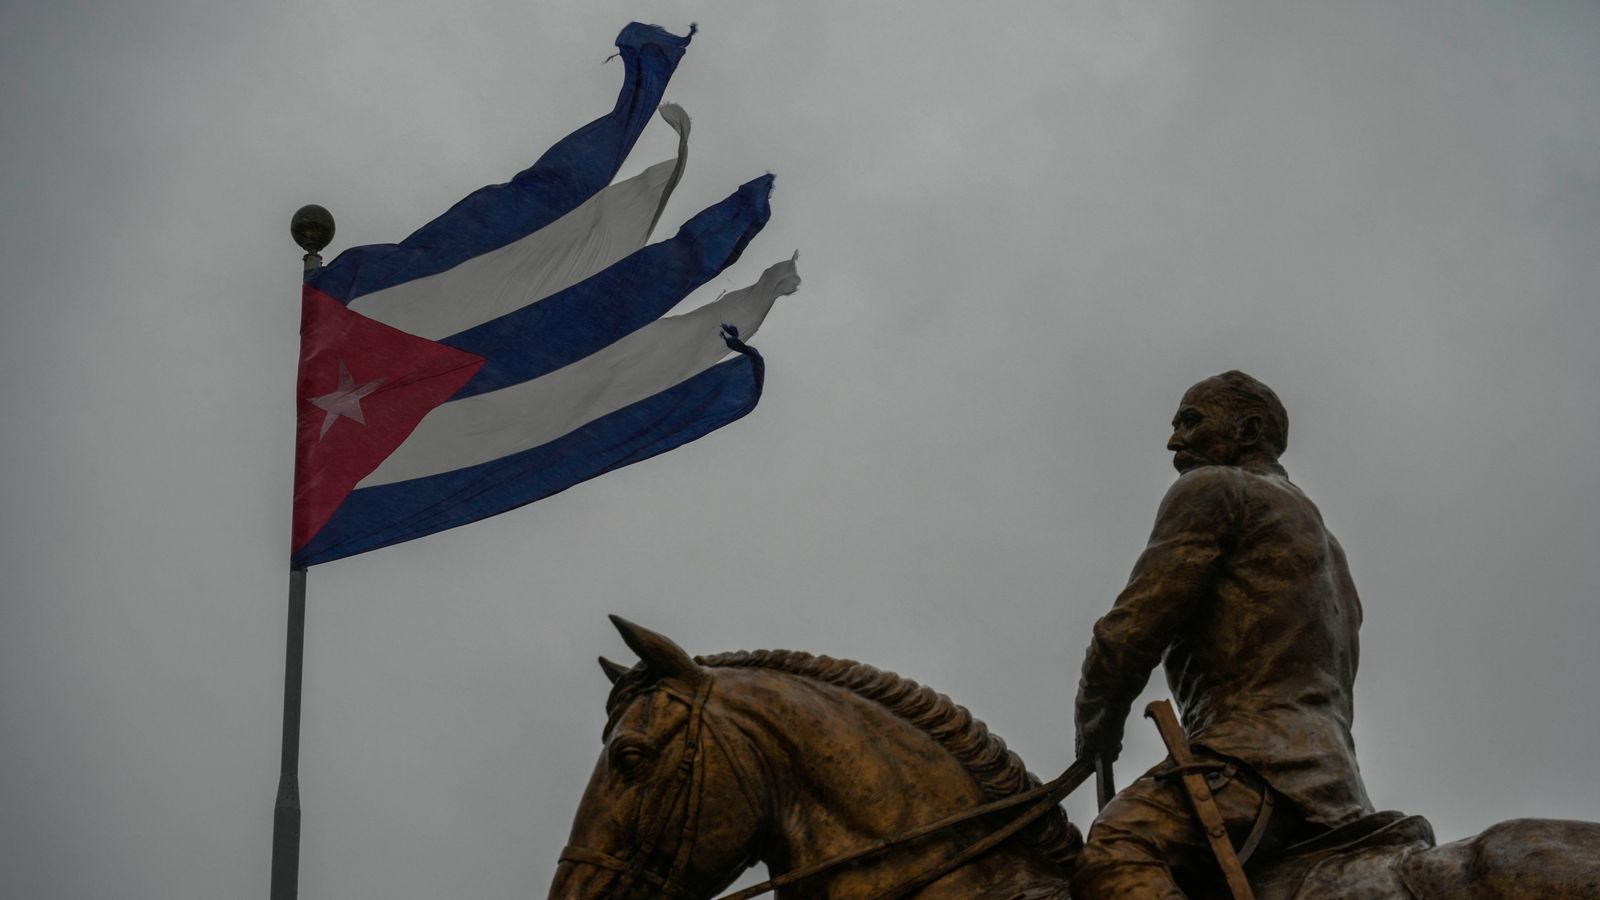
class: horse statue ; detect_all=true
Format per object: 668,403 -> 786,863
548,618 -> 1600,899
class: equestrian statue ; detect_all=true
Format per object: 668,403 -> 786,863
549,373 -> 1600,899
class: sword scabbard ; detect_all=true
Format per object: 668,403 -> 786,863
1144,700 -> 1256,900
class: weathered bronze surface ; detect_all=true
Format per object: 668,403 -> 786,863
548,373 -> 1600,898
551,617 -> 1080,899
549,619 -> 1600,898
550,618 -> 1600,898
1074,371 -> 1372,897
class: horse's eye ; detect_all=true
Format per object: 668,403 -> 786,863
613,746 -> 650,776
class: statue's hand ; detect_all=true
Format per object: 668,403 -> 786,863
1075,705 -> 1125,763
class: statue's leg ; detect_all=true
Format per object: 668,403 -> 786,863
1072,772 -> 1191,900
1073,756 -> 1279,900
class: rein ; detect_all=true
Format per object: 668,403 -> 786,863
715,756 -> 1094,900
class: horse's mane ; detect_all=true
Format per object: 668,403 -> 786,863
693,649 -> 1080,869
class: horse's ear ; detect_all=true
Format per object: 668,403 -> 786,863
610,615 -> 704,684
598,656 -> 630,685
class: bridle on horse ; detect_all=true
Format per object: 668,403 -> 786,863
559,677 -> 719,900
560,678 -> 1096,900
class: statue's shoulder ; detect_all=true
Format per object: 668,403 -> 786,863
1166,465 -> 1247,500
1156,466 -> 1249,521
1158,465 -> 1306,526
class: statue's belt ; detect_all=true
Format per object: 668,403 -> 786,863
1153,759 -> 1277,865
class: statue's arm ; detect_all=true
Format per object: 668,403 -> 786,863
1075,469 -> 1240,759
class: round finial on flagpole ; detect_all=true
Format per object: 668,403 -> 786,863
290,204 -> 335,255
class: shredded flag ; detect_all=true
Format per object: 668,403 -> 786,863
290,23 -> 800,567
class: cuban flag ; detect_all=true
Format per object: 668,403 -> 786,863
290,23 -> 799,568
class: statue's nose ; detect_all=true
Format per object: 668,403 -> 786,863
1167,433 -> 1184,452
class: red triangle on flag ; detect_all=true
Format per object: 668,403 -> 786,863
291,286 -> 485,553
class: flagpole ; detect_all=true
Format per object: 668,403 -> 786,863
274,206 -> 334,900
271,568 -> 307,900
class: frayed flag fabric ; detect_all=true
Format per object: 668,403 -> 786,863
290,23 -> 800,568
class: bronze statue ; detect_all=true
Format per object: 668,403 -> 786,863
1073,371 -> 1372,898
548,373 -> 1600,898
551,617 -> 1080,899
550,619 -> 1600,899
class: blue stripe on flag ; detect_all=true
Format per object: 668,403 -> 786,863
308,22 -> 693,304
441,174 -> 772,399
291,349 -> 763,568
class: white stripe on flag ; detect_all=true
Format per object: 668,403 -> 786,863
358,256 -> 800,487
348,104 -> 692,340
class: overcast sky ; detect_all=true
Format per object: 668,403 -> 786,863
3,2 -> 1598,898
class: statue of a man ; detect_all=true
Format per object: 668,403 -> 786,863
1072,371 -> 1376,899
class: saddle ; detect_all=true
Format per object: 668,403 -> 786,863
1250,811 -> 1436,900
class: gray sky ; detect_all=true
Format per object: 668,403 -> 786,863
3,2 -> 1598,898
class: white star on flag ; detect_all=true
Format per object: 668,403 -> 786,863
310,358 -> 383,439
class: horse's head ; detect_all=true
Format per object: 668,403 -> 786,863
549,617 -> 768,900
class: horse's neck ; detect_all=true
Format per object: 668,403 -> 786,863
720,670 -> 1061,899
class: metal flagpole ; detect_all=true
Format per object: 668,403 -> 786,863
271,567 -> 308,900
273,205 -> 335,900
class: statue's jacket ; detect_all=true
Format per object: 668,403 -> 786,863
1079,462 -> 1376,827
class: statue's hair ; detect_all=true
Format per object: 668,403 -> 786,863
693,649 -> 1081,869
1202,370 -> 1289,456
